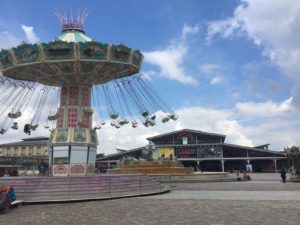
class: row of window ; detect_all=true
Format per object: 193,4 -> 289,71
0,146 -> 48,157
152,135 -> 223,145
222,147 -> 282,158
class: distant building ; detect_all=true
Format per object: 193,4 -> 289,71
0,136 -> 49,172
97,129 -> 287,172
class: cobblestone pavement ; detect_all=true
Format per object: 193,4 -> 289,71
1,173 -> 299,225
168,173 -> 298,191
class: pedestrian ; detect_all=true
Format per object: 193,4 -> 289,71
38,160 -> 44,176
280,168 -> 287,183
42,161 -> 48,176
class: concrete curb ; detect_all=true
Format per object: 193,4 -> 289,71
160,178 -> 238,183
22,187 -> 170,205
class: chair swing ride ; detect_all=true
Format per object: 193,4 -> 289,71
0,11 -> 178,137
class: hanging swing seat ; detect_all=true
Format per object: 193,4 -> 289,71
0,128 -> 7,134
132,121 -> 138,128
150,115 -> 156,121
84,107 -> 94,115
119,119 -> 129,126
110,113 -> 119,120
162,115 -> 170,123
93,125 -> 101,131
141,110 -> 149,117
29,123 -> 38,130
149,120 -> 156,126
143,120 -> 150,127
169,113 -> 178,121
8,111 -> 22,119
11,122 -> 18,130
48,113 -> 58,121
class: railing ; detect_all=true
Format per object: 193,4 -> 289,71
0,174 -> 164,202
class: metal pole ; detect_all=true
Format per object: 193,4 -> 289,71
221,146 -> 225,172
140,175 -> 142,194
274,159 -> 277,173
109,176 -> 111,197
221,159 -> 224,172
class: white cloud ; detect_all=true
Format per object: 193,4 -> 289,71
199,64 -> 224,85
181,23 -> 200,40
243,118 -> 300,150
0,31 -> 21,49
143,24 -> 199,85
0,24 -> 38,50
141,70 -> 156,81
176,106 -> 253,146
235,97 -> 294,117
200,63 -> 219,75
210,76 -> 224,85
21,25 -> 39,43
206,0 -> 300,107
206,18 -> 240,41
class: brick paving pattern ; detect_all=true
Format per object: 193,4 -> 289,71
1,173 -> 299,225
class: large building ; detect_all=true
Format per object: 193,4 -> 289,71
0,136 -> 49,174
97,129 -> 287,172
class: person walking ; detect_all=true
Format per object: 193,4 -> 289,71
38,160 -> 44,176
280,168 -> 287,183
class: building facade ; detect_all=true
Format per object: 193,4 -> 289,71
0,137 -> 49,174
97,129 -> 287,172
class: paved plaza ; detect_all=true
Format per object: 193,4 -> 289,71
1,173 -> 300,225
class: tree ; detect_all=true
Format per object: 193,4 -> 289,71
284,146 -> 300,168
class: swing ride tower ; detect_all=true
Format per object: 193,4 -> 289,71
0,12 -> 177,176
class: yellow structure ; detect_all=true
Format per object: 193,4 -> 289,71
152,147 -> 174,160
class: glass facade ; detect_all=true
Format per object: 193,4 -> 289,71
97,130 -> 287,172
197,145 -> 222,158
173,145 -> 222,158
149,131 -> 225,145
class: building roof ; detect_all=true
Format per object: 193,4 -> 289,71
254,144 -> 270,149
57,29 -> 92,43
22,136 -> 49,141
97,146 -> 146,160
222,143 -> 283,155
0,136 -> 49,147
147,129 -> 226,141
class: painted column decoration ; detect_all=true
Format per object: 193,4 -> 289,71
50,84 -> 97,176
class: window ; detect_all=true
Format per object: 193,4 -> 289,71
44,147 -> 48,155
53,147 -> 68,165
54,157 -> 68,164
21,147 -> 25,155
182,136 -> 188,145
14,147 -> 18,155
6,147 -> 10,156
29,147 -> 33,155
36,146 -> 41,155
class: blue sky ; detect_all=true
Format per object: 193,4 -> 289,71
0,0 -> 300,154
